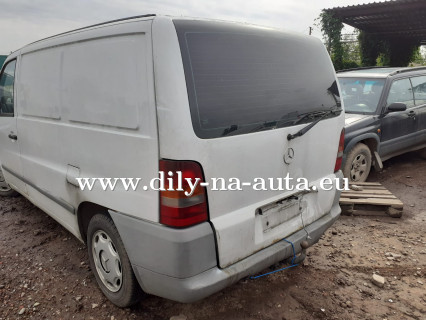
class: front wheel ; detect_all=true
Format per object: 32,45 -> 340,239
343,143 -> 372,182
419,147 -> 426,159
87,214 -> 143,307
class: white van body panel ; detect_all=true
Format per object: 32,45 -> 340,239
13,18 -> 158,239
152,17 -> 344,267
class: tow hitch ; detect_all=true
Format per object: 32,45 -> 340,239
286,240 -> 309,265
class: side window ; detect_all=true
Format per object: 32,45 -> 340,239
386,78 -> 415,108
0,60 -> 16,116
410,75 -> 426,106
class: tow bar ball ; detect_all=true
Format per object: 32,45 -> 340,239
286,240 -> 309,265
301,240 -> 309,249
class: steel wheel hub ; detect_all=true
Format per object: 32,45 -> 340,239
92,230 -> 123,292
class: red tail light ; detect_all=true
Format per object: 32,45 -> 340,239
334,129 -> 345,172
159,160 -> 208,228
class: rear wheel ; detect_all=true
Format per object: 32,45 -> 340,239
87,214 -> 143,307
343,143 -> 372,182
0,168 -> 18,197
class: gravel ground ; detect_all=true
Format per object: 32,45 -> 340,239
0,151 -> 425,320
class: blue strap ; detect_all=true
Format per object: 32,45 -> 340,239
250,238 -> 298,280
283,239 -> 297,265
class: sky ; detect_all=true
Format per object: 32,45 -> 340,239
0,0 -> 388,55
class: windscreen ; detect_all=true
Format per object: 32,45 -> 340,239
174,20 -> 340,139
338,77 -> 385,114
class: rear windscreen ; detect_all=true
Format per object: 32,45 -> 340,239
174,20 -> 340,139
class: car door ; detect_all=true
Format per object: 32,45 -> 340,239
380,77 -> 418,157
410,75 -> 426,146
0,58 -> 26,194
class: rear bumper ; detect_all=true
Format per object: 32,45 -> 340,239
110,171 -> 343,303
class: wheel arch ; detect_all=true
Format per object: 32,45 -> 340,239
343,133 -> 380,167
77,201 -> 111,243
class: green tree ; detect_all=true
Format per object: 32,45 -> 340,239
318,11 -> 344,70
342,31 -> 361,66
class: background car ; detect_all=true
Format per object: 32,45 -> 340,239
338,67 -> 426,182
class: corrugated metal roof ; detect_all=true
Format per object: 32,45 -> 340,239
326,0 -> 426,44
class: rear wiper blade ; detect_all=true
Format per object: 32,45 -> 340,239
222,120 -> 280,136
222,108 -> 340,138
287,108 -> 342,141
291,110 -> 329,126
222,124 -> 239,136
249,120 -> 278,133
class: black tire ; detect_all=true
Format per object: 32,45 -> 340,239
87,214 -> 143,307
0,188 -> 19,197
343,143 -> 372,182
0,168 -> 19,197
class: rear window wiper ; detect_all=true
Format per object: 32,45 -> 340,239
221,108 -> 340,138
248,112 -> 302,133
287,108 -> 342,141
222,121 -> 278,136
248,120 -> 279,133
222,124 -> 239,136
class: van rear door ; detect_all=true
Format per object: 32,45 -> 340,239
154,18 -> 344,268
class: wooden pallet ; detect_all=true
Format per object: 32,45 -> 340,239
339,182 -> 403,218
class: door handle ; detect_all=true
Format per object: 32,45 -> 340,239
8,133 -> 17,140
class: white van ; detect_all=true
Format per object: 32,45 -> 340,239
0,15 -> 345,307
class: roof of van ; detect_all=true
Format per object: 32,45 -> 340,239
27,14 -> 157,47
3,14 -> 159,59
10,15 -> 316,59
26,14 -> 297,48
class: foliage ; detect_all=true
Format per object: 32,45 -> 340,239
358,31 -> 388,66
376,53 -> 389,67
342,31 -> 361,64
359,31 -> 419,67
341,60 -> 359,70
388,39 -> 420,66
318,11 -> 344,70
410,47 -> 426,66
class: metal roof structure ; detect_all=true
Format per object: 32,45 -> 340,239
326,0 -> 426,45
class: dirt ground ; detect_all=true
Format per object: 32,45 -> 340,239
0,151 -> 425,320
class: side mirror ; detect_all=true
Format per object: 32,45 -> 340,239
386,102 -> 407,113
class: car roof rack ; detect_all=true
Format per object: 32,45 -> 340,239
337,65 -> 426,76
27,14 -> 156,47
336,66 -> 390,73
389,66 -> 426,76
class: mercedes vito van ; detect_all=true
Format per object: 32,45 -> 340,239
0,15 -> 345,307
